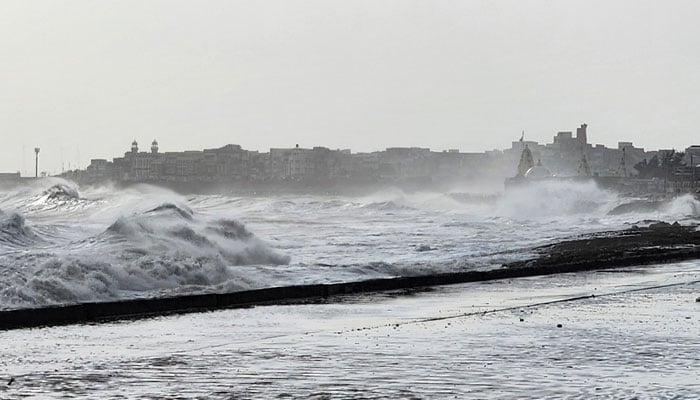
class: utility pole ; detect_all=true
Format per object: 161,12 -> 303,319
34,147 -> 40,178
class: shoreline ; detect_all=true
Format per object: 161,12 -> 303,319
1,223 -> 699,331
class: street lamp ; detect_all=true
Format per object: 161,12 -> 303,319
34,147 -> 40,178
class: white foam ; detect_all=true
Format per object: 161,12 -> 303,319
1,179 -> 698,309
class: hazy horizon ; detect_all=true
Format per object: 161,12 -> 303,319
2,0 -> 700,175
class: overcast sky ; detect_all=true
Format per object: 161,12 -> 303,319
1,0 -> 699,175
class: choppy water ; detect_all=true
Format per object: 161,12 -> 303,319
1,178 -> 699,309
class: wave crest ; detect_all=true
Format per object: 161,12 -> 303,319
0,210 -> 40,246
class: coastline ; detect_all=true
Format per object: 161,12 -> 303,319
2,223 -> 698,331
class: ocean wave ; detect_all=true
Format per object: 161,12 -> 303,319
44,183 -> 81,201
1,178 -> 698,310
661,194 -> 700,217
0,210 -> 41,247
361,200 -> 417,212
100,204 -> 291,266
0,197 -> 290,308
496,180 -> 619,219
606,194 -> 699,221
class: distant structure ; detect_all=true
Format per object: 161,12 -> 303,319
524,159 -> 553,180
684,145 -> 700,166
34,147 -> 40,178
616,148 -> 627,178
60,123 -> 699,195
516,145 -> 534,177
73,140 -> 487,184
576,123 -> 588,145
577,155 -> 591,177
502,123 -> 651,177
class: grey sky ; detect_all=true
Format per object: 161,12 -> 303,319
1,0 -> 699,175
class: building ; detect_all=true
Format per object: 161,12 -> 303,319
685,145 -> 700,166
71,124 -> 675,189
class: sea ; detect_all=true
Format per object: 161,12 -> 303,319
1,178 -> 699,398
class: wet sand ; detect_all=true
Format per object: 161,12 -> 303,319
1,261 -> 698,399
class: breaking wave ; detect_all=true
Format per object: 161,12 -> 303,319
146,202 -> 194,220
607,194 -> 700,223
1,178 -> 698,309
0,210 -> 41,247
0,183 -> 291,308
495,180 -> 619,219
44,183 -> 81,201
661,194 -> 700,218
101,208 -> 289,266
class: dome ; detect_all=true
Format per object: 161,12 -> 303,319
525,165 -> 553,179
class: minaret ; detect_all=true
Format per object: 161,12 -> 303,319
131,140 -> 139,153
151,139 -> 159,154
577,155 -> 591,177
616,148 -> 627,177
516,145 -> 535,177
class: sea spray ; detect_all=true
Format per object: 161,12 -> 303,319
1,180 -> 698,309
494,179 -> 619,219
0,188 -> 291,308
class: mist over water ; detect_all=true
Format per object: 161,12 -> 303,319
1,178 -> 698,309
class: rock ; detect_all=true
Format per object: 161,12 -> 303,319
519,318 -> 524,322
556,323 -> 563,328
415,244 -> 434,252
696,297 -> 700,303
649,221 -> 671,230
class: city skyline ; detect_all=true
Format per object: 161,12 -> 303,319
6,125 -> 699,177
3,1 -> 700,174
58,123 -> 698,190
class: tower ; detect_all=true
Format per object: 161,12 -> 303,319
131,140 -> 138,153
34,147 -> 40,178
151,139 -> 159,154
576,123 -> 588,145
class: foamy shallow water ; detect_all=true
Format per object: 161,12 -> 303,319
2,262 -> 698,399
